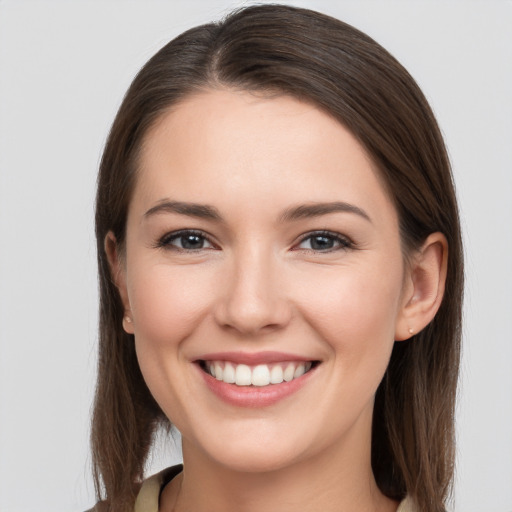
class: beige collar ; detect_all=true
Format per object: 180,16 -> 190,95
134,466 -> 415,512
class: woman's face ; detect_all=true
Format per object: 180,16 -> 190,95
117,89 -> 411,472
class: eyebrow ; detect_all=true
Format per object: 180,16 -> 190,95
279,202 -> 371,223
144,200 -> 222,221
144,199 -> 371,223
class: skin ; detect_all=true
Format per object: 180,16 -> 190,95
107,89 -> 447,512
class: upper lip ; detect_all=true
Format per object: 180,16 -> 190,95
194,351 -> 317,365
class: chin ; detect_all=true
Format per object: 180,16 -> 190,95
210,443 -> 305,474
183,420 -> 312,474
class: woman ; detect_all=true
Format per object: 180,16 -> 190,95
90,4 -> 463,512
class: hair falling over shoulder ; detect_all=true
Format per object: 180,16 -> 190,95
91,5 -> 463,511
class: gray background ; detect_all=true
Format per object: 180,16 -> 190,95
0,1 -> 511,511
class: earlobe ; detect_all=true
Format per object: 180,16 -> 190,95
104,232 -> 134,334
395,232 -> 448,341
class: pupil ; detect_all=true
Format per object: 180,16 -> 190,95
311,235 -> 333,250
182,234 -> 203,249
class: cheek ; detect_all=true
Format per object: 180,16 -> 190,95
127,263 -> 219,427
292,259 -> 404,402
127,263 -> 216,347
293,264 -> 403,427
298,264 -> 403,342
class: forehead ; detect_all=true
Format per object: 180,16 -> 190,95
134,88 -> 396,223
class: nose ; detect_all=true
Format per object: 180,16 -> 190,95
213,246 -> 292,336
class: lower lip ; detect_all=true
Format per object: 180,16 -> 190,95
197,364 -> 317,408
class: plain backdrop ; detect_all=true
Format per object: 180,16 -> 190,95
0,1 -> 511,511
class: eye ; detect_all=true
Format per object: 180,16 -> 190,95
157,230 -> 215,251
295,231 -> 353,252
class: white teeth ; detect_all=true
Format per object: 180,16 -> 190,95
205,360 -> 314,387
235,364 -> 252,386
283,363 -> 295,382
252,365 -> 270,386
214,362 -> 223,381
293,363 -> 305,378
223,362 -> 236,384
270,365 -> 284,384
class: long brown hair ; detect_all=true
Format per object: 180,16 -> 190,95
92,5 -> 463,511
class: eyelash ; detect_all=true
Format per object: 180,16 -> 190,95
155,229 -> 354,253
155,229 -> 217,252
294,230 -> 354,253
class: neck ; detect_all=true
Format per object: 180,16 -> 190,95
160,411 -> 398,512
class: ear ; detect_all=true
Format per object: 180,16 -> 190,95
395,232 -> 448,341
104,231 -> 134,334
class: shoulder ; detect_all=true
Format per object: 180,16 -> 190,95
85,465 -> 183,512
397,497 -> 453,512
134,465 -> 183,512
397,496 -> 417,512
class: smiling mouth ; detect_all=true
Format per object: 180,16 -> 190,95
198,360 -> 319,387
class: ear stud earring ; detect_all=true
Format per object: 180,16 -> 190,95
122,315 -> 133,332
408,327 -> 414,335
